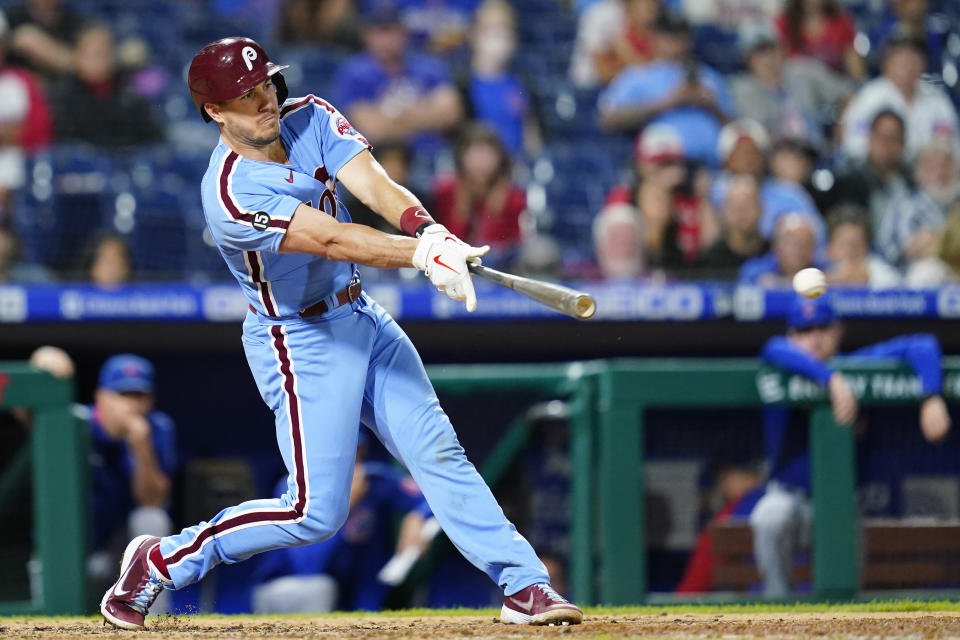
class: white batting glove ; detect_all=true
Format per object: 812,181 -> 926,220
412,225 -> 489,312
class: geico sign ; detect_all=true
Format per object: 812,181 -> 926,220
599,285 -> 705,320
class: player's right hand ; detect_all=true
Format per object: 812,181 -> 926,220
828,372 -> 858,426
413,225 -> 489,312
919,394 -> 951,443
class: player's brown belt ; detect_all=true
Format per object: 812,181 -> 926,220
248,279 -> 362,318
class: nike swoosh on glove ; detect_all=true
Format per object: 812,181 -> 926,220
412,225 -> 489,312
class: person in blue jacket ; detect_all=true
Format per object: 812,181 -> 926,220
251,432 -> 435,612
82,354 -> 177,596
743,294 -> 951,597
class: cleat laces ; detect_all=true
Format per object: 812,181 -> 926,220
537,584 -> 564,602
128,576 -> 164,615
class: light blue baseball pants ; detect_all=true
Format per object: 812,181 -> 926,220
157,293 -> 548,596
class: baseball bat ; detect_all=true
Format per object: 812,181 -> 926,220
468,264 -> 596,319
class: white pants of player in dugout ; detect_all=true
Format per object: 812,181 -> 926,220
155,293 -> 550,594
749,483 -> 813,598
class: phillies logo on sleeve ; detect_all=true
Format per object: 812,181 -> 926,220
336,116 -> 355,136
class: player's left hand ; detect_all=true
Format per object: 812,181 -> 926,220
413,225 -> 489,312
920,394 -> 951,443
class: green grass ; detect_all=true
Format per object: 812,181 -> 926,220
3,599 -> 960,621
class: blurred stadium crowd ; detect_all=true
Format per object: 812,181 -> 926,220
0,0 -> 959,287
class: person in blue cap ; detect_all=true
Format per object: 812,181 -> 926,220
81,354 -> 177,591
741,294 -> 950,597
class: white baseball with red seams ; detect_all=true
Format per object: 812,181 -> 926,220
793,267 -> 828,299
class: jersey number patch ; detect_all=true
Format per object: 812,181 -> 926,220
252,211 -> 271,231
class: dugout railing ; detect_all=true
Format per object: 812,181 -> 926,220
0,363 -> 85,615
578,358 -> 960,606
2,358 -> 958,614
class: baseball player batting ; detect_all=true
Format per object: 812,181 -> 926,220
99,37 -> 582,629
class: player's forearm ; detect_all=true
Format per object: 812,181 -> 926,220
325,224 -> 418,268
282,207 -> 417,268
11,25 -> 74,72
347,104 -> 411,142
127,439 -> 171,506
762,337 -> 834,385
396,511 -> 426,553
337,149 -> 425,229
599,100 -> 667,131
403,88 -> 464,133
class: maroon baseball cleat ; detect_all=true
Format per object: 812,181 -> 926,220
500,583 -> 583,625
100,535 -> 170,630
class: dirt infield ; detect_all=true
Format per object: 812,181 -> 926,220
4,611 -> 960,640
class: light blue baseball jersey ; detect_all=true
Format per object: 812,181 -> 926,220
200,95 -> 371,316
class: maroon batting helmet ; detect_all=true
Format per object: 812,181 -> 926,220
187,37 -> 289,122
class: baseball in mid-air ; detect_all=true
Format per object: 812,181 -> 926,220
793,267 -> 827,298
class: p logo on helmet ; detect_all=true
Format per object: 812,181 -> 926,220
241,46 -> 258,71
187,37 -> 289,122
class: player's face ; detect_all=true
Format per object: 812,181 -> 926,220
789,324 -> 843,361
216,77 -> 281,147
120,391 -> 155,416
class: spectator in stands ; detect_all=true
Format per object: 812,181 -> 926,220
252,435 -> 434,613
878,136 -> 958,269
0,10 -> 53,153
591,202 -> 646,280
0,74 -> 27,221
769,136 -> 820,203
751,294 -> 949,597
867,0 -> 947,76
430,123 -> 524,268
459,0 -> 538,156
598,11 -> 735,168
4,0 -> 82,78
698,174 -> 767,275
711,119 -> 825,245
49,25 -> 162,149
605,123 -> 717,269
0,11 -> 53,223
819,110 -> 913,236
83,354 -> 177,605
824,204 -> 900,288
817,109 -> 911,239
569,0 -> 625,89
275,0 -> 361,50
608,0 -> 660,74
775,0 -> 864,78
841,35 -> 958,162
82,232 -> 133,287
738,213 -> 822,287
334,1 -> 464,153
905,206 -> 960,286
731,24 -> 850,143
0,225 -> 54,283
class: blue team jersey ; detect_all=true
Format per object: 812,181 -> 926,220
200,95 -> 371,316
79,404 -> 178,550
759,333 -> 943,490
